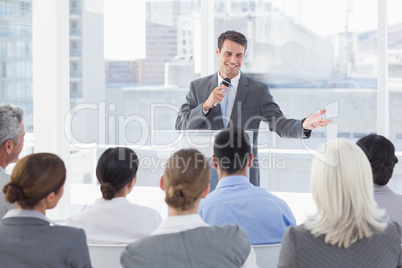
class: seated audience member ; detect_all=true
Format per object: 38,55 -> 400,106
357,134 -> 401,226
0,104 -> 25,218
0,153 -> 91,268
121,149 -> 257,268
67,147 -> 161,243
199,127 -> 296,245
278,139 -> 401,268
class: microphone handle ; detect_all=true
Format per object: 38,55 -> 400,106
213,87 -> 226,107
212,78 -> 231,107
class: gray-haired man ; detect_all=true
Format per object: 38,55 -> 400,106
0,105 -> 25,217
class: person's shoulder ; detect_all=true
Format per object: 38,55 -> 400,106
125,232 -> 160,252
49,224 -> 87,244
249,185 -> 287,203
375,185 -> 402,196
283,224 -> 310,239
52,224 -> 86,235
198,190 -> 221,209
367,222 -> 402,252
129,202 -> 156,211
213,224 -> 251,253
389,189 -> 402,200
384,221 -> 402,236
129,204 -> 162,219
250,183 -> 270,194
208,224 -> 250,244
220,223 -> 247,235
65,207 -> 93,226
122,234 -> 165,266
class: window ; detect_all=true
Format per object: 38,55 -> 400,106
213,0 -> 380,191
388,0 -> 402,191
0,0 -> 33,157
26,0 -> 402,219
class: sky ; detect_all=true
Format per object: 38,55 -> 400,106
104,0 -> 145,60
102,0 -> 402,61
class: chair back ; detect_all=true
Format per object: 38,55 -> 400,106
87,243 -> 126,268
252,243 -> 282,268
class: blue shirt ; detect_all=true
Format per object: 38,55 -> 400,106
199,175 -> 296,245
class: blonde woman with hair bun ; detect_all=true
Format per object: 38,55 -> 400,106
121,148 -> 258,268
278,139 -> 402,268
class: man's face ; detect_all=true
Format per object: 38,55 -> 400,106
216,39 -> 245,79
10,122 -> 25,163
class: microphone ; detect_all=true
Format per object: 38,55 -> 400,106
213,78 -> 231,107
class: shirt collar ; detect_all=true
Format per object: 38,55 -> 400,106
151,213 -> 208,236
2,209 -> 51,223
0,165 -> 5,173
216,175 -> 251,189
92,197 -> 131,207
217,71 -> 241,89
374,184 -> 392,192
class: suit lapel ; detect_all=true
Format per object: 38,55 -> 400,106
229,74 -> 250,126
207,73 -> 224,129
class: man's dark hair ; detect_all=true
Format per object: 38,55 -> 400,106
217,30 -> 248,52
213,127 -> 251,174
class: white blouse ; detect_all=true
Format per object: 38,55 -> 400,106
66,197 -> 162,244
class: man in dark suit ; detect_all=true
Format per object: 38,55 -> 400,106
176,30 -> 330,187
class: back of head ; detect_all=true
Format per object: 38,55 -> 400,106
96,147 -> 139,200
164,149 -> 210,211
3,153 -> 66,208
0,104 -> 23,146
217,30 -> 248,52
306,139 -> 386,248
213,127 -> 251,174
356,134 -> 398,186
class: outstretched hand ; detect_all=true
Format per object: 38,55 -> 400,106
302,109 -> 332,130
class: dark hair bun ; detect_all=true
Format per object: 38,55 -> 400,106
372,160 -> 395,186
3,182 -> 24,204
100,182 -> 116,200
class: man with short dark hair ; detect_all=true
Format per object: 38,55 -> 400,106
0,104 -> 25,217
199,127 -> 296,245
176,30 -> 330,187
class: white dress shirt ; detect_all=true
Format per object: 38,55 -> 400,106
66,197 -> 162,244
152,213 -> 258,268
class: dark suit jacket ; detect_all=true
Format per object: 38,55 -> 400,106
0,217 -> 92,268
176,72 -> 310,186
